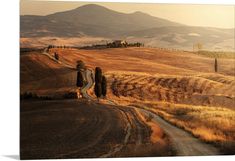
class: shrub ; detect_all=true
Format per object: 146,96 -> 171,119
63,92 -> 78,99
20,92 -> 38,100
54,52 -> 59,60
145,114 -> 154,122
76,60 -> 85,71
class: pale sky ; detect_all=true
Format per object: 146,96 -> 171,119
20,0 -> 235,29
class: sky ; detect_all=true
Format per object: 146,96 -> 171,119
20,0 -> 235,29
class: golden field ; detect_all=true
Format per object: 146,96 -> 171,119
21,47 -> 235,153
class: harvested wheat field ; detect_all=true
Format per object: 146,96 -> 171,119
48,47 -> 235,76
20,99 -> 173,159
20,52 -> 78,97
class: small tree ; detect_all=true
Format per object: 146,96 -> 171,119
95,67 -> 102,83
76,60 -> 85,71
76,71 -> 84,87
54,52 -> 59,60
94,83 -> 102,99
214,58 -> 218,72
101,75 -> 107,97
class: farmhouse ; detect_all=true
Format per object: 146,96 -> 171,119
108,40 -> 128,48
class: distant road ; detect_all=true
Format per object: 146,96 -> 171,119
42,48 -> 75,70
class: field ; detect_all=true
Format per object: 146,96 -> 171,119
20,100 -> 173,159
21,47 -> 235,157
48,47 -> 235,153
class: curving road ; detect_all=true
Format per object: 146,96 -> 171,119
80,69 -> 94,99
79,71 -> 151,157
84,70 -> 220,156
39,48 -> 220,156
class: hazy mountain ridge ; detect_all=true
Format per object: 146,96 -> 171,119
20,4 -> 235,51
20,4 -> 183,37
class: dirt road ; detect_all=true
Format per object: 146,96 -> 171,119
138,108 -> 219,156
78,72 -> 151,157
80,69 -> 94,99
83,69 -> 220,156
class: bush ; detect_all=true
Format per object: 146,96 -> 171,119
54,52 -> 59,60
76,60 -> 85,71
145,114 -> 154,122
20,92 -> 38,100
63,92 -> 78,99
20,92 -> 52,100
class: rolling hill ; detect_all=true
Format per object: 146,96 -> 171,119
20,4 -> 182,38
20,4 -> 235,51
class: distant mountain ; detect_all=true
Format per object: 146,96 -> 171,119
20,4 -> 182,37
20,4 -> 234,51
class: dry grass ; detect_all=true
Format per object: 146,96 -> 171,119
108,95 -> 235,153
134,108 -> 165,144
49,47 -> 235,76
105,71 -> 235,154
106,72 -> 235,108
196,50 -> 235,59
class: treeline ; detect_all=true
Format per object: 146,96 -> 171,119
21,92 -> 79,100
47,45 -> 71,49
20,48 -> 44,54
106,42 -> 144,48
20,92 -> 52,100
80,42 -> 144,49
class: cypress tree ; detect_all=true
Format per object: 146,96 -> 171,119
76,71 -> 83,87
95,67 -> 102,83
215,58 -> 218,72
101,75 -> 107,97
94,83 -> 102,98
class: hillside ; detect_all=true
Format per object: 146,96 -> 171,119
20,4 -> 234,51
21,47 -> 235,154
20,52 -> 77,96
20,4 -> 181,38
21,47 -> 235,106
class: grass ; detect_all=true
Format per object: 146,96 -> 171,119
105,68 -> 235,154
112,97 -> 235,154
148,102 -> 235,154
